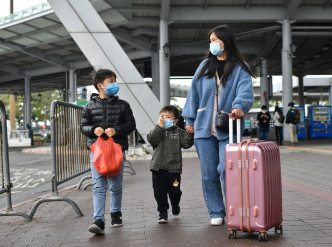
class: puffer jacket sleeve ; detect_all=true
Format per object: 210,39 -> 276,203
232,68 -> 254,114
179,129 -> 194,149
147,125 -> 165,148
113,102 -> 136,137
80,103 -> 96,138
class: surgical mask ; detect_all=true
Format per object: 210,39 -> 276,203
210,43 -> 224,56
262,110 -> 267,113
163,119 -> 175,130
103,83 -> 119,96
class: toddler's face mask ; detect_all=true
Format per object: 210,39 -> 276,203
163,119 -> 175,130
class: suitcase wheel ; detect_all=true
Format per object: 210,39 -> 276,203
258,232 -> 267,242
227,230 -> 237,239
274,225 -> 283,234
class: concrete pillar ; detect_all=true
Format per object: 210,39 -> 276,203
69,69 -> 76,103
24,76 -> 31,129
281,19 -> 293,142
159,19 -> 170,106
298,75 -> 304,106
9,95 -> 16,132
260,58 -> 268,108
151,52 -> 160,100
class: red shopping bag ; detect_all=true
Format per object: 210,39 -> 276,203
90,137 -> 123,177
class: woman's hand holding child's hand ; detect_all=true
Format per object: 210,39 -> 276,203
185,125 -> 194,134
94,127 -> 105,137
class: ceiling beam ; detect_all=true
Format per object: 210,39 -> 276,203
6,23 -> 62,42
131,27 -> 159,37
160,0 -> 171,20
284,0 -> 302,19
111,27 -> 154,52
0,64 -> 24,77
0,39 -> 70,70
169,6 -> 332,22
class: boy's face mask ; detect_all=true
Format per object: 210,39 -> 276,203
102,83 -> 119,96
262,110 -> 267,113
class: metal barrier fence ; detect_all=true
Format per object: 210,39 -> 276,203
0,100 -> 30,221
29,100 -> 90,219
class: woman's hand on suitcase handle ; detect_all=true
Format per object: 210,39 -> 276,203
231,108 -> 244,119
185,125 -> 194,134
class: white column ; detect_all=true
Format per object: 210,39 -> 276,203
281,19 -> 293,142
260,58 -> 268,108
159,19 -> 170,106
24,76 -> 31,129
151,52 -> 160,100
69,69 -> 76,103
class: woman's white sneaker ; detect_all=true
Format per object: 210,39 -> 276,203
210,217 -> 224,226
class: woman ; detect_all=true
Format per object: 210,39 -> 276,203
182,25 -> 255,225
273,106 -> 284,145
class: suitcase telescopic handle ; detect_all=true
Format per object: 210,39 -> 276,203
228,114 -> 241,144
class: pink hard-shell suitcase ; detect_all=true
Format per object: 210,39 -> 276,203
225,117 -> 283,241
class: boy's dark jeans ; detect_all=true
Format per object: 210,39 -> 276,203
152,169 -> 182,214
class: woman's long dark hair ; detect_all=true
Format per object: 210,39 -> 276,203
197,25 -> 256,86
275,106 -> 282,114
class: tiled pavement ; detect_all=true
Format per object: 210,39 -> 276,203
1,139 -> 332,247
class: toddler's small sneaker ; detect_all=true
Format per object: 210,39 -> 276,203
210,217 -> 224,226
111,211 -> 123,227
88,219 -> 105,234
158,212 -> 168,224
172,206 -> 180,216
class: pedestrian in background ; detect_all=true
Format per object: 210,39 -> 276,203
182,25 -> 255,226
273,106 -> 284,146
285,102 -> 299,145
81,69 -> 136,235
257,105 -> 271,140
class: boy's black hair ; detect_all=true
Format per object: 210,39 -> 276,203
91,69 -> 117,91
159,105 -> 180,119
261,105 -> 267,110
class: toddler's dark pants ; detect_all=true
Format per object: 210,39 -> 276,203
152,169 -> 182,214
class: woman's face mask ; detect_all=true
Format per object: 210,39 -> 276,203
210,43 -> 224,56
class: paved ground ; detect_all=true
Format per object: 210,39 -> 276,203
1,139 -> 332,246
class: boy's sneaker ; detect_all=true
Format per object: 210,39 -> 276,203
111,211 -> 123,227
88,219 -> 105,234
172,206 -> 180,216
158,212 -> 168,224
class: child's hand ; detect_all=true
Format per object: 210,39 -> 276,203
105,128 -> 116,137
158,117 -> 165,128
94,127 -> 105,137
185,125 -> 194,134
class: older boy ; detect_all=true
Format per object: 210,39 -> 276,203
81,69 -> 136,234
147,105 -> 194,223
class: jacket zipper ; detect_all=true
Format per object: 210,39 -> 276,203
103,99 -> 107,129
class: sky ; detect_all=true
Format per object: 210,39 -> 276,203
0,0 -> 46,18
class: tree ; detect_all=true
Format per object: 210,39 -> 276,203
0,90 -> 62,128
